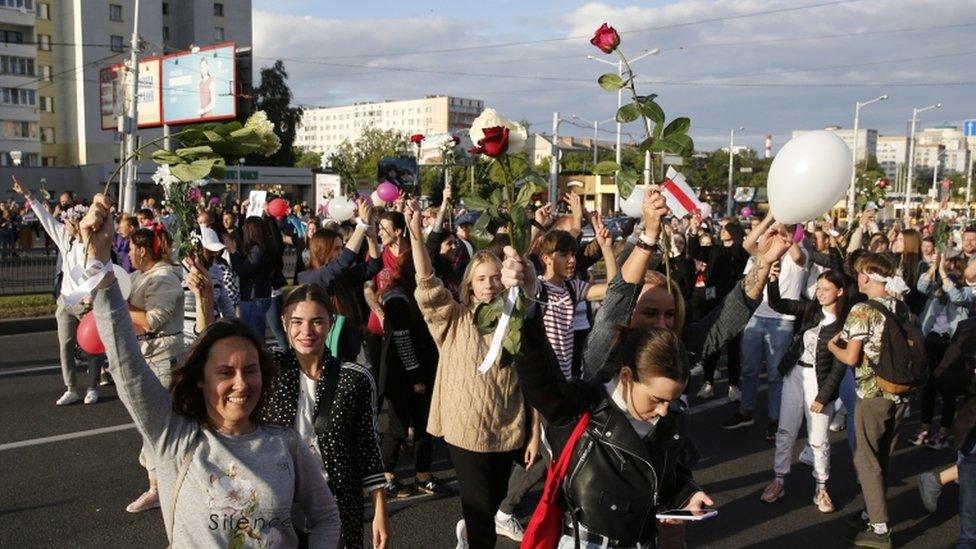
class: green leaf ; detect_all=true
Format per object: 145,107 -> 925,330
515,182 -> 536,210
637,137 -> 655,153
472,211 -> 492,246
616,103 -> 641,124
593,161 -> 621,175
463,196 -> 492,212
640,99 -> 665,125
617,169 -> 639,199
598,73 -> 624,91
171,157 -> 220,182
663,117 -> 691,138
175,145 -> 216,158
654,133 -> 694,156
474,296 -> 505,336
151,150 -> 182,165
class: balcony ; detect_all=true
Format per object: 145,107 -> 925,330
0,5 -> 36,28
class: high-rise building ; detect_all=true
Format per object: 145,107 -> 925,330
2,0 -> 251,168
0,0 -> 39,166
295,95 -> 484,160
876,135 -> 909,180
792,126 -> 877,164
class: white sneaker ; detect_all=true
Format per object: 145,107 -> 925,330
56,390 -> 80,406
84,388 -> 99,405
126,489 -> 160,513
728,385 -> 741,402
455,519 -> 468,549
798,445 -> 814,467
696,382 -> 714,400
829,412 -> 846,432
495,514 -> 524,542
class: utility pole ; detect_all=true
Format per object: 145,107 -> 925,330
121,0 -> 141,213
905,102 -> 941,212
726,127 -> 744,216
549,111 -> 559,206
848,95 -> 887,220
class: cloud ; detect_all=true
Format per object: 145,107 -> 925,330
253,1 -> 976,152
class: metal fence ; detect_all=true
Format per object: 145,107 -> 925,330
0,248 -> 299,297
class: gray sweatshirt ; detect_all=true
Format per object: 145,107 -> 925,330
94,282 -> 340,548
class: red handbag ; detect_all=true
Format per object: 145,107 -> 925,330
520,411 -> 592,549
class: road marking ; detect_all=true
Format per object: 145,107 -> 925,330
0,423 -> 135,452
0,365 -> 60,377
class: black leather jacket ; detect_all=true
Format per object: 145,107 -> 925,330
936,318 -> 976,452
767,278 -> 847,406
516,315 -> 701,547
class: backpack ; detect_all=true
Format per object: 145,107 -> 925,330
862,300 -> 928,395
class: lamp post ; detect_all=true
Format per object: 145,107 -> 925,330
848,94 -> 887,219
587,48 -> 659,211
726,127 -> 744,216
905,102 -> 942,212
570,115 -> 615,170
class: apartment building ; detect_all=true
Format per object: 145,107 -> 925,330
1,0 -> 251,168
876,135 -> 908,180
296,95 -> 484,160
792,126 -> 877,164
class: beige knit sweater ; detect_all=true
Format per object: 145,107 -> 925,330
415,273 -> 526,453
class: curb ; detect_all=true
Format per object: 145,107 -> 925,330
0,316 -> 56,335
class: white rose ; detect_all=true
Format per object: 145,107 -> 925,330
468,108 -> 527,156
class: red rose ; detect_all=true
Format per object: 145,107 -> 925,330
451,134 -> 461,144
876,178 -> 889,189
470,126 -> 510,157
590,23 -> 620,54
410,133 -> 424,144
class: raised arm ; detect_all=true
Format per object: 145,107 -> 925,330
743,215 -> 774,256
12,176 -> 67,248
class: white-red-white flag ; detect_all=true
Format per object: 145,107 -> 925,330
661,167 -> 703,218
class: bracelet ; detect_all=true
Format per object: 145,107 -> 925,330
531,220 -> 551,231
638,233 -> 658,247
355,218 -> 372,229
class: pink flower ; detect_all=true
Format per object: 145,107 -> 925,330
590,23 -> 620,54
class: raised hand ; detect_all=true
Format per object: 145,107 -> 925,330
641,185 -> 668,242
761,231 -> 793,264
534,202 -> 553,227
183,255 -> 213,300
357,197 -> 373,224
443,184 -> 453,204
80,194 -> 114,263
403,198 -> 422,239
500,245 -> 536,295
11,176 -> 29,199
591,211 -> 612,249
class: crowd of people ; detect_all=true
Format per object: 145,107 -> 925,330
7,175 -> 976,549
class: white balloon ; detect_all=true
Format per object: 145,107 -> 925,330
620,186 -> 645,218
329,196 -> 356,222
114,264 -> 131,300
370,190 -> 387,208
767,131 -> 852,224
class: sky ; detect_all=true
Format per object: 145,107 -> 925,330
251,0 -> 976,152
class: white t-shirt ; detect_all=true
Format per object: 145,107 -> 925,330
798,309 -> 836,365
296,371 -> 328,476
746,248 -> 808,321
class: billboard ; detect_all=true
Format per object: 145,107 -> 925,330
377,156 -> 418,192
99,58 -> 163,130
161,42 -> 236,125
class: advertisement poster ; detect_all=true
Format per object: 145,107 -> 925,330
314,173 -> 342,216
99,58 -> 163,130
162,42 -> 236,125
246,190 -> 267,219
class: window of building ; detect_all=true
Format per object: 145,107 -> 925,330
214,27 -> 224,41
40,96 -> 53,111
0,30 -> 23,44
214,2 -> 223,16
37,34 -> 51,51
1,88 -> 36,106
1,120 -> 38,139
37,2 -> 49,19
0,0 -> 34,9
162,26 -> 169,42
42,156 -> 56,167
110,35 -> 124,52
109,3 -> 122,21
40,127 -> 54,143
0,56 -> 35,76
41,64 -> 52,81
161,2 -> 168,15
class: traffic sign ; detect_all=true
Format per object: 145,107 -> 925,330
965,119 -> 976,137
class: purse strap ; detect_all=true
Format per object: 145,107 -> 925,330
166,431 -> 202,546
542,411 -> 592,506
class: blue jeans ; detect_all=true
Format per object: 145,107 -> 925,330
959,449 -> 976,548
839,368 -> 857,452
739,315 -> 793,421
265,292 -> 287,349
239,298 -> 271,343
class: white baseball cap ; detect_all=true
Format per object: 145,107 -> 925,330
200,226 -> 225,252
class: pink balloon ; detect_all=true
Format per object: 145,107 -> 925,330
740,206 -> 753,218
377,182 -> 400,203
77,313 -> 105,355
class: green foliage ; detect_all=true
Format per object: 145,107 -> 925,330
294,148 -> 322,169
247,60 -> 302,166
327,127 -> 408,192
615,103 -> 640,123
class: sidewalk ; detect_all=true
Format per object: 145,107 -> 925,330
0,316 -> 56,336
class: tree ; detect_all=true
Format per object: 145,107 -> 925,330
248,60 -> 302,167
294,148 -> 322,169
328,127 -> 408,193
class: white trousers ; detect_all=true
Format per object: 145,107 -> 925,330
774,365 -> 833,483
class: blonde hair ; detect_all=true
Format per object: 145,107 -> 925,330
639,270 -> 686,333
459,250 -> 502,307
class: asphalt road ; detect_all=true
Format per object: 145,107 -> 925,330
0,330 -> 962,548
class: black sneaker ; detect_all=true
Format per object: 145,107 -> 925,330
845,511 -> 869,531
721,411 -> 754,430
99,371 -> 114,386
852,526 -> 892,548
765,421 -> 778,442
383,478 -> 412,499
415,476 -> 453,496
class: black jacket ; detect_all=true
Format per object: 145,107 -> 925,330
230,245 -> 273,300
516,315 -> 700,547
687,240 -> 748,304
936,317 -> 976,452
378,288 -> 437,397
767,278 -> 847,405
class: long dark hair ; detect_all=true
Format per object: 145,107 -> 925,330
899,229 -> 922,287
807,269 -> 850,326
130,225 -> 170,262
170,319 -> 277,424
242,217 -> 268,253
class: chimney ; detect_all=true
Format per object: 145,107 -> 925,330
765,135 -> 772,159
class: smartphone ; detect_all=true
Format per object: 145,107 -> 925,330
655,509 -> 718,521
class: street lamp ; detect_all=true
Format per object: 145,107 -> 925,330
905,102 -> 942,212
726,127 -> 744,216
847,94 -> 887,220
587,48 -> 659,211
570,114 -> 615,169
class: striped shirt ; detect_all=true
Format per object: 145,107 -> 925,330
538,277 -> 589,379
